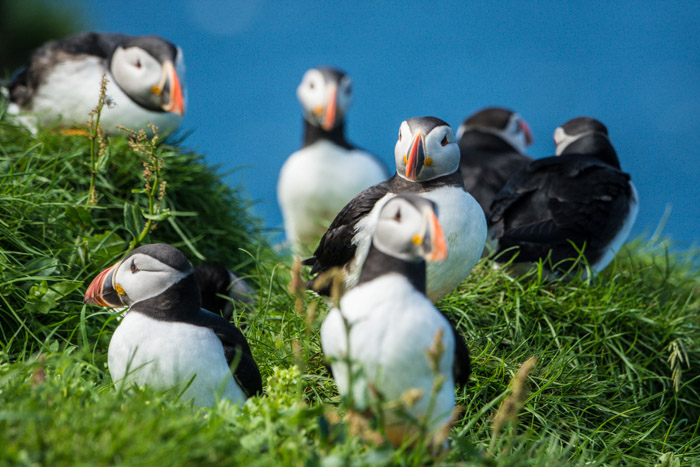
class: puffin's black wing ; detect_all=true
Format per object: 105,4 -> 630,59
303,177 -> 394,277
490,155 -> 631,264
450,322 -> 471,387
9,32 -> 130,107
192,309 -> 263,397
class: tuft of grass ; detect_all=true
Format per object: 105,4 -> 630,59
0,101 -> 698,465
0,99 -> 273,359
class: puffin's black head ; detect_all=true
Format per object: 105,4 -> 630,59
553,117 -> 620,168
373,194 -> 448,263
554,117 -> 609,156
394,117 -> 460,182
109,35 -> 185,115
557,117 -> 609,138
84,243 -> 196,309
297,66 -> 352,131
457,107 -> 533,152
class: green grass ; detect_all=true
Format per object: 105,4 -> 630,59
0,105 -> 698,466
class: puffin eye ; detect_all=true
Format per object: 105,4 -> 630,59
393,208 -> 401,222
130,260 -> 139,274
309,81 -> 315,89
440,135 -> 449,146
134,59 -> 142,69
398,130 -> 402,141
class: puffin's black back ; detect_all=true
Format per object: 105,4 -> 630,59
9,32 -> 130,106
303,170 -> 464,294
489,138 -> 633,269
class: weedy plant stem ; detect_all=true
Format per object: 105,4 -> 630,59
488,356 -> 538,456
86,74 -> 109,207
118,123 -> 170,254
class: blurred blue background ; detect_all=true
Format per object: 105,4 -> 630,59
36,1 -> 700,245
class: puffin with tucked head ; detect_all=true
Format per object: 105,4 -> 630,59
457,107 -> 533,216
193,263 -> 256,321
277,66 -> 388,256
84,244 -> 262,407
7,32 -> 185,135
321,194 -> 470,447
304,116 -> 487,303
489,117 -> 639,277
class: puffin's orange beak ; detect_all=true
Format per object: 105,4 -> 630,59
321,85 -> 337,131
427,211 -> 448,262
84,263 -> 122,307
161,60 -> 185,116
405,133 -> 424,181
520,118 -> 533,146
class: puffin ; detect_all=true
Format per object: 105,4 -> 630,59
304,116 -> 487,303
277,66 -> 389,256
489,117 -> 639,277
193,263 -> 256,321
7,32 -> 185,135
456,107 -> 534,216
84,244 -> 262,407
321,194 -> 469,447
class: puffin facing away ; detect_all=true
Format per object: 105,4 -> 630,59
457,107 -> 533,216
304,116 -> 486,302
84,244 -> 262,407
489,117 -> 638,277
7,32 -> 185,135
321,194 -> 468,447
277,66 -> 389,256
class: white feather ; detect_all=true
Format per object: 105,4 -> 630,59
14,57 -> 182,135
277,140 -> 386,255
591,182 -> 639,273
321,274 -> 455,430
347,187 -> 487,302
108,311 -> 246,407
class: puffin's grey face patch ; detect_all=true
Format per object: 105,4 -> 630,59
374,195 -> 436,261
296,66 -> 352,129
113,248 -> 192,306
110,46 -> 164,110
394,118 -> 460,182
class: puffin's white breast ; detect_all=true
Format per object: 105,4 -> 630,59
278,140 -> 386,255
321,274 -> 456,429
347,187 -> 487,302
422,186 -> 487,301
108,311 -> 245,407
591,182 -> 639,274
24,57 -> 182,135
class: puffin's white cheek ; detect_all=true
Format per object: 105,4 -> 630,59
394,142 -> 408,166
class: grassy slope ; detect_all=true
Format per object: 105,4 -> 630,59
0,112 -> 698,466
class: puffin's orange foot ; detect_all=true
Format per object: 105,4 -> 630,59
59,128 -> 89,137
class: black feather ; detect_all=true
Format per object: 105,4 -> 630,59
459,129 -> 532,216
489,136 -> 633,269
